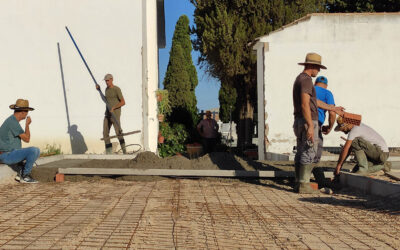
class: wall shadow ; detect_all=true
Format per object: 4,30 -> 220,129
58,43 -> 88,154
68,124 -> 88,154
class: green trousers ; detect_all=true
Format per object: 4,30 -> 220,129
351,137 -> 389,173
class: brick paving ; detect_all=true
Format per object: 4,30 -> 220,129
0,179 -> 399,249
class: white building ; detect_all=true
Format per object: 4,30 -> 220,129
0,0 -> 165,154
253,13 -> 400,160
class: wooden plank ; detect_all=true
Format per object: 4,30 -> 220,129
58,168 -> 334,178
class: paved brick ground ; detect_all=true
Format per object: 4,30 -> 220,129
0,179 -> 399,249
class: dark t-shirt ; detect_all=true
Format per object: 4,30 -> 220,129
292,73 -> 318,120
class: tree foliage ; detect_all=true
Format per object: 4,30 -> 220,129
326,0 -> 400,12
190,0 -> 327,148
190,0 -> 399,149
163,15 -> 198,135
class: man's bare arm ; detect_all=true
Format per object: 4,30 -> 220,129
317,100 -> 345,116
322,111 -> 336,135
301,93 -> 314,142
19,116 -> 31,143
335,139 -> 353,175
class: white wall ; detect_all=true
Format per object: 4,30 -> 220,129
257,14 -> 400,153
0,0 -> 146,154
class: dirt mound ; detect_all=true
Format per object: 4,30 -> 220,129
131,151 -> 162,164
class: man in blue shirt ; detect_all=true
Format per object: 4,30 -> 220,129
314,76 -> 336,162
0,99 -> 40,183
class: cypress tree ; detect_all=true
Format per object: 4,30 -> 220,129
163,15 -> 198,138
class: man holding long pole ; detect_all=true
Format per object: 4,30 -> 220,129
97,74 -> 126,154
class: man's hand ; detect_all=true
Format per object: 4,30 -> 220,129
334,106 -> 345,116
321,125 -> 331,135
306,124 -> 314,142
95,84 -> 100,90
334,166 -> 341,176
26,116 -> 32,126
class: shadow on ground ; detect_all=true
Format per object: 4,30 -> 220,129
299,190 -> 400,215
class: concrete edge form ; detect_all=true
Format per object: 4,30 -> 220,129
58,168 -> 335,178
340,172 -> 400,197
63,154 -> 138,160
36,155 -> 64,165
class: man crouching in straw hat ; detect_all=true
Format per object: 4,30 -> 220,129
292,52 -> 344,194
0,99 -> 40,183
333,116 -> 391,177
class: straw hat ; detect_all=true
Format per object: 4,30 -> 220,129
298,52 -> 327,69
334,116 -> 351,132
9,99 -> 34,111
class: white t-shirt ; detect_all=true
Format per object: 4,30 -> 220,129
347,123 -> 389,152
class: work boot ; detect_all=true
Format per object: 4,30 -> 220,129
298,164 -> 319,194
293,162 -> 300,192
367,162 -> 384,174
354,150 -> 368,174
119,139 -> 127,154
120,143 -> 127,154
312,165 -> 327,188
298,183 -> 319,194
105,143 -> 113,154
383,161 -> 392,173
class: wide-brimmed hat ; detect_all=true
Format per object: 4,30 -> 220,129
9,99 -> 34,111
298,52 -> 327,69
334,116 -> 350,132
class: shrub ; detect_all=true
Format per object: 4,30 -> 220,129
41,143 -> 62,156
158,122 -> 188,157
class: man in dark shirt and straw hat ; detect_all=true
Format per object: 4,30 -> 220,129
0,99 -> 40,183
292,53 -> 344,193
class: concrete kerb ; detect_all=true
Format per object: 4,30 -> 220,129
340,172 -> 400,197
267,151 -> 400,162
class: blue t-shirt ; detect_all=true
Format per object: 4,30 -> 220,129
0,115 -> 24,152
315,86 -> 335,125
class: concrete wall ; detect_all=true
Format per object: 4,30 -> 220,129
0,0 -> 159,154
255,13 -> 400,153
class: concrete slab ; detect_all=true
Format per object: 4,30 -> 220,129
340,172 -> 400,197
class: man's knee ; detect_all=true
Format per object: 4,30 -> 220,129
351,137 -> 363,151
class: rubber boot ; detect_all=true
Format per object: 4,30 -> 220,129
312,166 -> 327,188
105,143 -> 113,154
383,161 -> 392,173
298,164 -> 319,194
293,162 -> 300,192
367,162 -> 384,174
119,139 -> 127,154
354,150 -> 368,174
120,143 -> 127,154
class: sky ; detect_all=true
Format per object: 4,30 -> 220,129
158,0 -> 220,112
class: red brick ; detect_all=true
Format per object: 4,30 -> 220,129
55,173 -> 64,182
